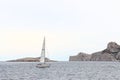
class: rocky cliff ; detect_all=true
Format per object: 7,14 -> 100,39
69,42 -> 120,61
69,52 -> 91,61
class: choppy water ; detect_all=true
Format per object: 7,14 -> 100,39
0,61 -> 120,80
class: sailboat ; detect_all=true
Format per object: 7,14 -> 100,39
36,37 -> 50,68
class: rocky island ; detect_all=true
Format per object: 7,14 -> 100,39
69,42 -> 120,61
7,57 -> 56,62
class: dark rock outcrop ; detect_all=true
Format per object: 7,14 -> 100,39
116,52 -> 120,60
91,42 -> 120,61
107,42 -> 120,53
90,51 -> 116,61
69,42 -> 120,61
69,52 -> 91,61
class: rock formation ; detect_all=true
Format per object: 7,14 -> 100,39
116,52 -> 120,60
90,51 -> 116,61
69,42 -> 120,61
69,52 -> 91,61
7,57 -> 56,62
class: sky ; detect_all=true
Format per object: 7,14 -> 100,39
0,0 -> 120,61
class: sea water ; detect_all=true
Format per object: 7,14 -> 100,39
0,61 -> 120,80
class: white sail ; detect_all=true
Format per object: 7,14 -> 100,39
40,37 -> 45,63
36,37 -> 50,68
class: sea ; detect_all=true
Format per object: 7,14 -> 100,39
0,61 -> 120,80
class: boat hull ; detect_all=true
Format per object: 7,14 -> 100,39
36,63 -> 50,68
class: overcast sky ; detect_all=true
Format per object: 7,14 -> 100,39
0,0 -> 120,61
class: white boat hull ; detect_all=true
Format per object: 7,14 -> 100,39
36,63 -> 50,68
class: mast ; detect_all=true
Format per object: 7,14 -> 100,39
40,37 -> 45,63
